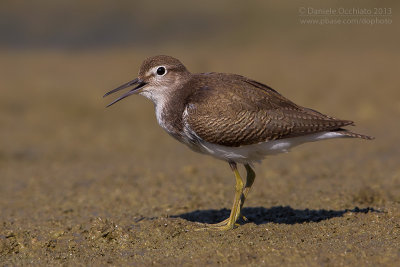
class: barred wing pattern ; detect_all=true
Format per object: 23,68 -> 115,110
184,75 -> 353,147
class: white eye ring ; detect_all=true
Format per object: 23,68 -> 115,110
156,66 -> 167,76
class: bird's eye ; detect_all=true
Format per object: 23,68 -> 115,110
156,66 -> 166,76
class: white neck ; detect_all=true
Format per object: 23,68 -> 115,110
139,87 -> 174,133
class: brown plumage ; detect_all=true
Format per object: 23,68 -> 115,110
183,73 -> 369,146
104,55 -> 373,230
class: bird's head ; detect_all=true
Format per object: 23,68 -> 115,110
104,55 -> 190,107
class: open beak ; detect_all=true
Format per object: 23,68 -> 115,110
103,78 -> 147,107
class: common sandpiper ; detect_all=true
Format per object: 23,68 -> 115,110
104,55 -> 373,230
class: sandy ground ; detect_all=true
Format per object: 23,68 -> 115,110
0,41 -> 399,266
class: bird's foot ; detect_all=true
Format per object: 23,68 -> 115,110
211,214 -> 248,226
194,214 -> 248,231
195,221 -> 237,231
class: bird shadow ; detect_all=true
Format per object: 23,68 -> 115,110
172,206 -> 381,225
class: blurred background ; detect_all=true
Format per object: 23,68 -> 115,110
0,0 -> 399,264
0,0 -> 398,165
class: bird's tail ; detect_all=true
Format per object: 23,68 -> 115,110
334,129 -> 374,140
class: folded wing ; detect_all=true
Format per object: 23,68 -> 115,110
184,74 -> 353,147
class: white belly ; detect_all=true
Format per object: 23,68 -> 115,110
193,131 -> 348,164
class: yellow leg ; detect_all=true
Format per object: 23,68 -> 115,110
241,164 -> 256,210
229,162 -> 245,225
197,162 -> 245,230
212,163 -> 256,226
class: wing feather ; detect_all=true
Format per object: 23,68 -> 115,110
184,74 -> 353,147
